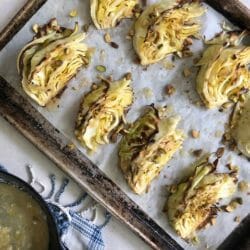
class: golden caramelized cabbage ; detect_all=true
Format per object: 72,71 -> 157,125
75,75 -> 133,152
118,105 -> 184,194
230,92 -> 250,157
90,0 -> 138,29
17,19 -> 92,106
166,156 -> 237,240
196,31 -> 250,108
133,0 -> 205,65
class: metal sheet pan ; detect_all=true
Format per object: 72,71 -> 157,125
0,1 -> 250,249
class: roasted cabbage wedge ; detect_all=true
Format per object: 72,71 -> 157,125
90,0 -> 138,29
119,105 -> 184,194
75,75 -> 133,152
133,0 -> 205,65
196,30 -> 250,108
17,19 -> 92,106
230,92 -> 250,157
166,156 -> 237,240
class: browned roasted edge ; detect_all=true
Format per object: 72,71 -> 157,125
0,0 -> 47,51
0,77 -> 183,250
205,0 -> 250,30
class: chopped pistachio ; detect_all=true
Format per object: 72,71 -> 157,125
210,217 -> 216,225
69,9 -> 78,17
238,181 -> 249,192
91,83 -> 98,90
185,37 -> 193,46
191,130 -> 200,138
183,67 -> 191,77
223,197 -> 242,212
163,60 -> 175,70
104,33 -> 112,43
226,163 -> 239,172
165,84 -> 175,96
95,65 -> 106,72
32,24 -> 39,33
225,205 -> 235,212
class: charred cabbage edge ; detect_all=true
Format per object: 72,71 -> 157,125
166,156 -> 237,240
119,105 -> 184,194
17,19 -> 92,106
196,30 -> 250,108
75,76 -> 133,152
90,0 -> 138,29
133,0 -> 205,65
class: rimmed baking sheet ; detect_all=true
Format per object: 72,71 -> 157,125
0,1 -> 250,249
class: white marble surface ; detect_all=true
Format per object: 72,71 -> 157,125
0,1 -> 150,250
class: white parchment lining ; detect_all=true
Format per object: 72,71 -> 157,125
0,1 -> 250,249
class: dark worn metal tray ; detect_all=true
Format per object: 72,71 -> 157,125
0,1 -> 249,249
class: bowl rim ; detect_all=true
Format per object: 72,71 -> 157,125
0,169 -> 62,250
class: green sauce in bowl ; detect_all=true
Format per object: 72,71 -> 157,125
0,183 -> 49,250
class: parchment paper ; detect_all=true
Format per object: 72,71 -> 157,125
0,0 -> 250,249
